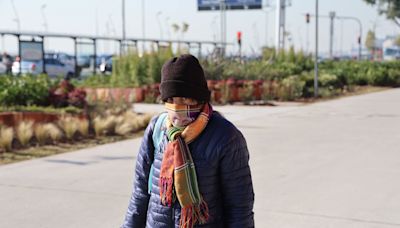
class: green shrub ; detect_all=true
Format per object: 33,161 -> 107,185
387,68 -> 400,87
0,74 -> 52,106
277,75 -> 305,101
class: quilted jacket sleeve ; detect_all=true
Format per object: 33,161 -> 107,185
121,117 -> 156,228
219,131 -> 255,228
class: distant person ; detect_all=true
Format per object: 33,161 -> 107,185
2,52 -> 12,75
122,54 -> 254,227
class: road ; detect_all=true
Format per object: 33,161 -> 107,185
0,89 -> 399,228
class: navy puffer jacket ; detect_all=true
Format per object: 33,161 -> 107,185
122,112 -> 254,228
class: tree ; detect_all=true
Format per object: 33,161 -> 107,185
365,30 -> 376,51
363,0 -> 400,28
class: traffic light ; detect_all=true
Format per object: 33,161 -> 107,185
358,36 -> 361,44
237,31 -> 242,45
306,13 -> 310,24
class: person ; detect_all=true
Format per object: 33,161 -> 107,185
2,52 -> 12,75
122,54 -> 254,228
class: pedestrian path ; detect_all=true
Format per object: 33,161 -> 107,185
1,89 -> 399,228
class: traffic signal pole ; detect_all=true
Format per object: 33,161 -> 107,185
305,13 -> 363,60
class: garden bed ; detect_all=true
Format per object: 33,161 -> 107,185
0,131 -> 144,165
0,111 -> 86,127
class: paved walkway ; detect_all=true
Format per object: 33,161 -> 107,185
1,89 -> 400,228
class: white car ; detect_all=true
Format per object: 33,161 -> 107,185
12,58 -> 75,77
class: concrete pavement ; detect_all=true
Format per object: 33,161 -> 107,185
1,89 -> 400,227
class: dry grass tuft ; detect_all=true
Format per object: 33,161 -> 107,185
124,111 -> 141,131
58,116 -> 79,140
77,119 -> 89,137
16,121 -> 34,147
44,123 -> 63,142
0,127 -> 14,152
93,115 -> 117,137
136,113 -> 154,129
34,124 -> 49,146
115,122 -> 134,136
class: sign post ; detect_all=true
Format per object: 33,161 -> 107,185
19,40 -> 45,74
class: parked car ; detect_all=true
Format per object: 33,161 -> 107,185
12,58 -> 75,77
99,56 -> 113,74
77,55 -> 91,68
96,54 -> 113,67
45,52 -> 76,68
0,62 -> 6,74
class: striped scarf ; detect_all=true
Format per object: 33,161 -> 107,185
160,103 -> 212,228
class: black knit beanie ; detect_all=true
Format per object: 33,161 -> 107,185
160,54 -> 210,102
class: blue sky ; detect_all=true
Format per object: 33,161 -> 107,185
0,0 -> 398,56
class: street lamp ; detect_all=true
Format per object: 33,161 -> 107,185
210,16 -> 218,42
122,0 -> 126,53
156,11 -> 163,40
142,0 -> 145,52
165,17 -> 171,40
41,4 -> 48,32
314,0 -> 319,98
10,0 -> 20,31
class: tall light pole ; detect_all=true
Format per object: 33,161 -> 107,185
211,16 -> 218,42
41,4 -> 48,32
156,11 -> 163,40
329,11 -> 335,59
314,0 -> 319,98
122,0 -> 126,53
165,16 -> 171,40
10,0 -> 20,31
275,0 -> 291,51
219,0 -> 226,57
142,0 -> 146,52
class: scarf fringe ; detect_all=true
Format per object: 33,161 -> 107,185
179,198 -> 210,228
160,177 -> 173,206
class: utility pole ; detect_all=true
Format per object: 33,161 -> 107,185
329,11 -> 335,59
314,0 -> 319,98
